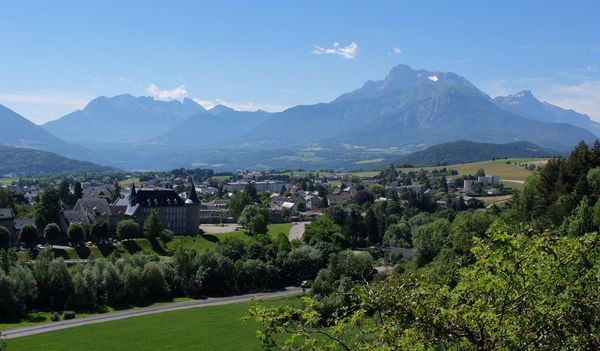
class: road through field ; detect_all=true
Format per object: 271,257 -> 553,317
3,287 -> 303,339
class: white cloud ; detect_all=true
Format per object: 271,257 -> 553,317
428,75 -> 439,82
392,47 -> 402,54
312,42 -> 358,59
146,84 -> 188,101
192,97 -> 288,112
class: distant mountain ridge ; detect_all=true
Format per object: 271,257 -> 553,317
0,146 -> 116,176
239,64 -> 595,151
43,94 -> 206,143
2,64 -> 598,171
493,90 -> 600,136
396,140 -> 560,167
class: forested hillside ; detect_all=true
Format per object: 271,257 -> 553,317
0,146 -> 115,176
396,140 -> 559,166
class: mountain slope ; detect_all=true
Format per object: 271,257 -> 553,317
332,87 -> 595,151
240,65 -> 595,151
494,90 -> 600,136
0,104 -> 102,162
396,140 -> 560,166
0,146 -> 116,175
151,107 -> 273,146
43,95 -> 205,143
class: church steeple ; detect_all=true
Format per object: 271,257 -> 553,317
187,182 -> 200,204
129,183 -> 137,205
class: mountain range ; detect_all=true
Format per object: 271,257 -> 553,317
0,64 -> 598,171
43,94 -> 206,144
493,90 -> 600,136
243,65 -> 595,150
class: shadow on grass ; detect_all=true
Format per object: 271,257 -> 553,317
52,248 -> 70,260
122,240 -> 142,254
149,239 -> 168,255
98,243 -> 115,257
0,313 -> 48,325
74,246 -> 91,259
202,234 -> 219,243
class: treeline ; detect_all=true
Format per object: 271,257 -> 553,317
0,233 -> 326,320
515,140 -> 600,230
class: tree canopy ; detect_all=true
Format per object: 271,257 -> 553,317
250,226 -> 600,350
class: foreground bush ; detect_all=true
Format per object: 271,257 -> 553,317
62,311 -> 76,320
250,225 -> 600,350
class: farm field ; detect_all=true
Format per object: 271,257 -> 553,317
337,158 -> 547,181
6,297 -> 298,351
474,194 -> 514,207
0,177 -> 17,185
117,177 -> 140,186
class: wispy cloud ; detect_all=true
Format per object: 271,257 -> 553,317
312,42 -> 358,59
146,84 -> 188,101
544,80 -> 600,121
482,77 -> 600,121
0,91 -> 89,107
482,79 -> 511,97
392,47 -> 402,54
192,97 -> 288,112
0,90 -> 91,124
585,65 -> 600,73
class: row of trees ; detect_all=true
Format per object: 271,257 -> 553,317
0,230 -> 328,319
0,208 -> 172,248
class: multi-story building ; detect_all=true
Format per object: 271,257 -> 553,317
122,184 -> 201,235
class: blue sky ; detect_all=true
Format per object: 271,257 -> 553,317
1,0 -> 599,124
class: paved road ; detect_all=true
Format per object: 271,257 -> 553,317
3,287 -> 304,339
289,221 -> 309,241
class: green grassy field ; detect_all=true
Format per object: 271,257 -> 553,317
118,177 -> 140,186
275,158 -> 545,181
0,177 -> 17,185
424,158 -> 545,181
6,297 -> 299,351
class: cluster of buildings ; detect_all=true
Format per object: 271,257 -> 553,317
0,180 -> 203,247
222,180 -> 289,193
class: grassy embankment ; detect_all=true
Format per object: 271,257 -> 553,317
43,223 -> 293,260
